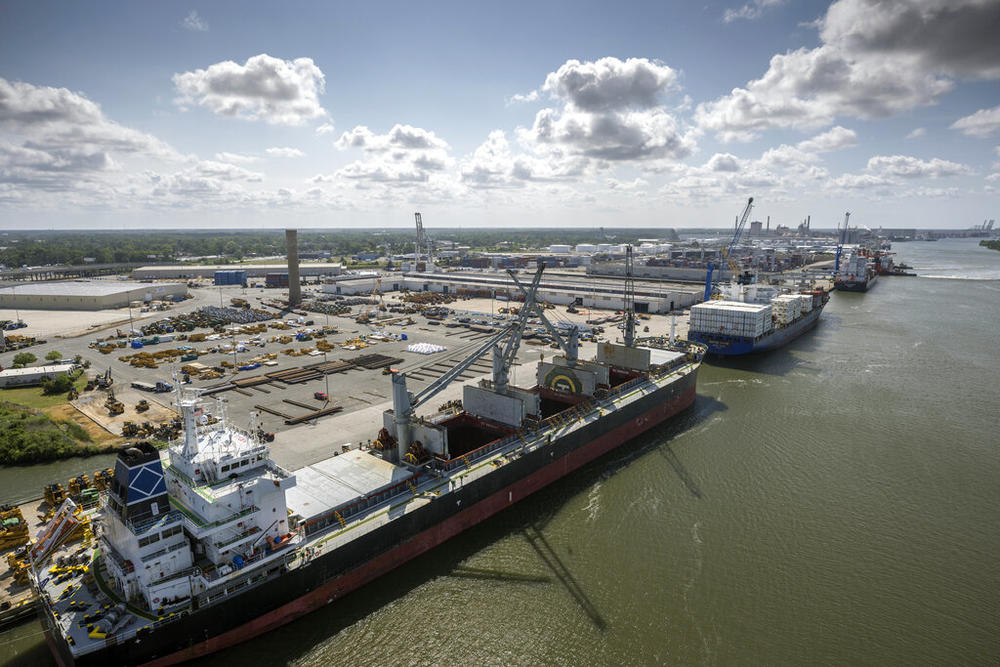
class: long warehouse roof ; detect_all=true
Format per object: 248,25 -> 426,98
0,280 -> 183,297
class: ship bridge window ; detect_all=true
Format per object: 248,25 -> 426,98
221,464 -> 231,472
240,458 -> 249,467
138,533 -> 161,548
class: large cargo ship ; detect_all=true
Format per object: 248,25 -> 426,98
687,283 -> 829,356
31,266 -> 705,666
835,250 -> 878,291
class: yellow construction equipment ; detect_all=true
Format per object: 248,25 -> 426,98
44,483 -> 67,507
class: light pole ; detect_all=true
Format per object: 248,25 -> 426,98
322,350 -> 330,403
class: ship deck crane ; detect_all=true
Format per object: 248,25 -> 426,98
834,211 -> 850,274
390,265 -> 557,460
502,266 -> 579,387
703,197 -> 753,302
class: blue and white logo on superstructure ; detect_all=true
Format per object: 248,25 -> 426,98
127,464 -> 166,503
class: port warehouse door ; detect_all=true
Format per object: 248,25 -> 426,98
635,302 -> 649,313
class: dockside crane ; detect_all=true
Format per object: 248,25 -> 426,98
834,211 -> 850,274
703,197 -> 754,302
414,212 -> 434,267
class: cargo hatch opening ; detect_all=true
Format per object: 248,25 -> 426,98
439,413 -> 513,459
608,367 -> 642,388
536,386 -> 590,419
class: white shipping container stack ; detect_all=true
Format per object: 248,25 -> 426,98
797,294 -> 813,313
770,295 -> 802,325
690,301 -> 773,338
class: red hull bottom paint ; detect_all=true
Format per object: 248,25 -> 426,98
138,384 -> 695,666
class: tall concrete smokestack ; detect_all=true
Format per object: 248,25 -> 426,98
285,229 -> 301,305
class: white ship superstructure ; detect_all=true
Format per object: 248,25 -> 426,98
35,390 -> 299,654
161,392 -> 297,590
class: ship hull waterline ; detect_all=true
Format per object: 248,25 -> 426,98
45,378 -> 698,667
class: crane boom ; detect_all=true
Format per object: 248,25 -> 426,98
414,212 -> 426,262
493,266 -> 547,393
506,266 -> 578,365
704,197 -> 753,302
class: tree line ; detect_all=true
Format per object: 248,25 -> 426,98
0,227 -> 679,267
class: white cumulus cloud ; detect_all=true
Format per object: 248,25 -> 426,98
265,147 -> 305,158
796,125 -> 857,153
723,0 -> 786,23
523,57 -> 694,162
334,124 -> 453,188
950,105 -> 1000,137
173,54 -> 327,125
214,152 -> 258,164
0,77 -> 177,194
696,0 -> 1000,141
866,154 -> 973,178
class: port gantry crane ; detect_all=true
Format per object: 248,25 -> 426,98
390,264 -> 577,461
703,197 -> 754,302
834,211 -> 850,275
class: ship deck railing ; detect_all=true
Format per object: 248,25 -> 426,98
168,496 -> 259,537
141,538 -> 189,565
197,542 -> 298,585
213,525 -> 261,550
128,510 -> 184,535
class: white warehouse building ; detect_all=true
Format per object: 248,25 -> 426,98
320,271 -> 701,313
0,281 -> 187,311
0,362 -> 76,388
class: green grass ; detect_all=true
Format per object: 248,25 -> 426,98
0,401 -> 113,465
0,374 -> 88,410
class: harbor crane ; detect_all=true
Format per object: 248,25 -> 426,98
622,245 -> 636,347
414,212 -> 433,266
703,197 -> 754,302
834,211 -> 850,274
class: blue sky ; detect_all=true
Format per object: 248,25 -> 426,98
1,0 -> 998,229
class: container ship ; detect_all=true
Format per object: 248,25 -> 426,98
31,265 -> 705,666
835,250 -> 878,291
687,283 -> 829,356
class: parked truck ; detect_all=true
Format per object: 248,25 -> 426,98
131,380 -> 173,393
